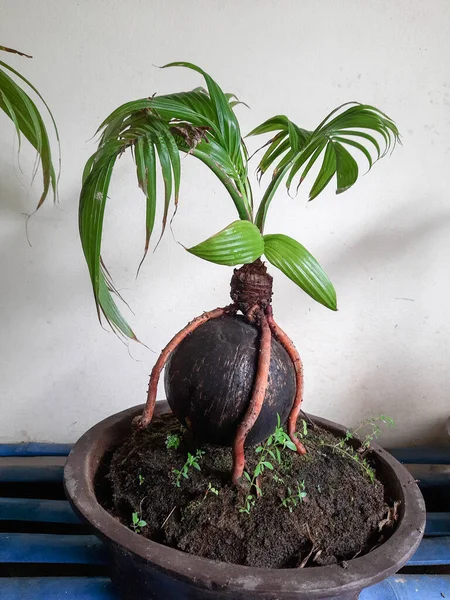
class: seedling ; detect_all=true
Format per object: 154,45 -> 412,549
138,474 -> 145,486
353,415 -> 395,451
131,511 -> 147,533
280,480 -> 307,512
239,415 -> 297,514
166,433 -> 181,450
203,482 -> 220,502
322,415 -> 394,482
172,449 -> 205,487
300,419 -> 308,438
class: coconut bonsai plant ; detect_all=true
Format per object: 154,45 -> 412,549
67,63 -> 425,599
0,44 -> 58,208
78,61 -> 399,481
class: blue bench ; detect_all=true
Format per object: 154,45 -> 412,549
0,444 -> 449,599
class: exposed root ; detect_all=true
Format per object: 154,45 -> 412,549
245,303 -> 260,324
266,306 -> 306,456
232,312 -> 272,485
133,304 -> 236,430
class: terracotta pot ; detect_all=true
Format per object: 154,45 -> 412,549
64,402 -> 425,600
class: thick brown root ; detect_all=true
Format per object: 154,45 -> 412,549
133,305 -> 235,430
266,306 -> 306,455
232,312 -> 272,485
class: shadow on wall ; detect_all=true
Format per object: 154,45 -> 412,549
324,200 -> 450,447
328,200 -> 450,276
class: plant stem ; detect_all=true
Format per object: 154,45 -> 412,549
191,148 -> 251,221
254,165 -> 289,232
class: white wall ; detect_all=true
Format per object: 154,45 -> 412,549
0,0 -> 449,447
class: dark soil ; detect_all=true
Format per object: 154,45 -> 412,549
97,413 -> 396,569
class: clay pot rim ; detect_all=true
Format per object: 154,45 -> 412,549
64,402 -> 425,596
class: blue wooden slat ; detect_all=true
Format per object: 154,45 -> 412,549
0,534 -> 107,564
0,575 -> 449,600
407,536 -> 450,566
389,447 -> 450,465
361,575 -> 450,599
0,456 -> 66,482
0,443 -> 73,457
0,464 -> 64,482
0,498 -> 80,524
0,532 -> 446,567
0,577 -> 117,600
426,512 -> 450,536
415,472 -> 450,489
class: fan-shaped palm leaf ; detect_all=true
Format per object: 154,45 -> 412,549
249,103 -> 399,231
0,45 -> 59,209
80,64 -> 400,342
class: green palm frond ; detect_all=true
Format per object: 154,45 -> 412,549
79,63 -> 250,340
249,103 -> 399,231
80,64 -> 400,342
188,220 -> 264,266
0,45 -> 60,209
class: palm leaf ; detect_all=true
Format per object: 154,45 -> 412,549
250,103 -> 399,231
164,62 -> 242,163
0,47 -> 60,208
188,220 -> 263,266
135,136 -> 157,275
79,63 -> 250,340
264,234 -> 337,310
79,65 -> 398,341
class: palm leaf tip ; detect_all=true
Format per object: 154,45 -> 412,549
0,45 -> 32,58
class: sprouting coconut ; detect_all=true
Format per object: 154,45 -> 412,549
79,62 -> 399,486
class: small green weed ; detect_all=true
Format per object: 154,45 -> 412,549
173,449 -> 205,487
273,473 -> 285,484
297,419 -> 308,438
322,415 -> 394,482
166,433 -> 181,450
239,415 -> 297,514
280,480 -> 307,512
131,511 -> 147,533
138,473 -> 145,486
351,415 -> 395,450
203,482 -> 220,502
